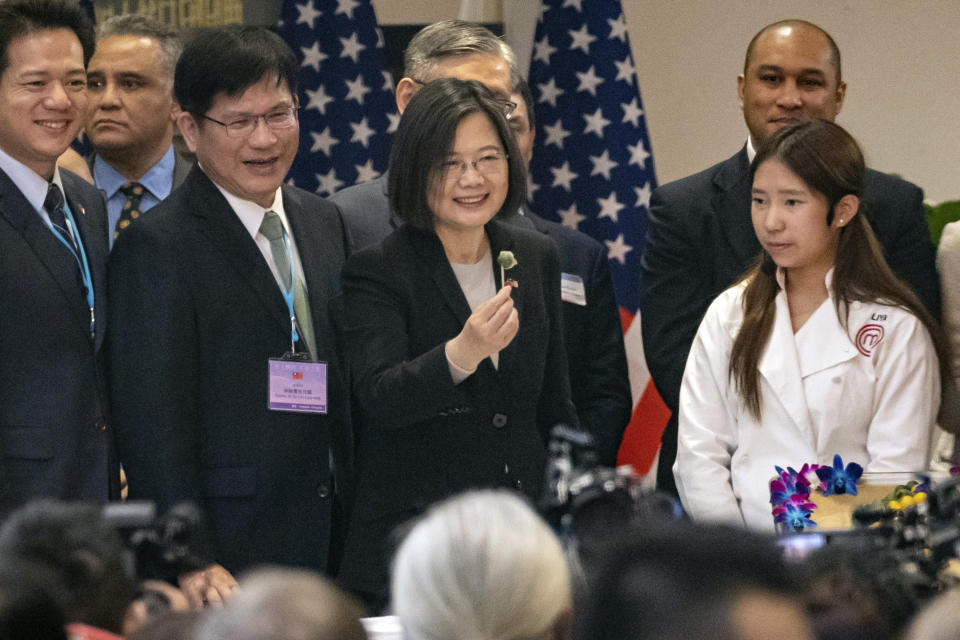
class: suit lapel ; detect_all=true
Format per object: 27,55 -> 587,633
63,171 -> 109,349
712,148 -> 760,269
406,227 -> 472,327
756,291 -> 814,439
0,169 -> 90,334
188,168 -> 291,335
283,186 -> 342,357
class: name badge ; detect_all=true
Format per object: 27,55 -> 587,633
560,272 -> 587,306
268,359 -> 327,414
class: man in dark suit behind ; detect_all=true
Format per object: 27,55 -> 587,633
331,21 -> 631,464
83,14 -> 191,248
641,19 -> 941,494
0,0 -> 116,519
107,26 -> 351,607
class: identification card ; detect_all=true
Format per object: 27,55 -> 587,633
560,272 -> 587,306
268,359 -> 327,414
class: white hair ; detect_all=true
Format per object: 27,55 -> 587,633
391,490 -> 571,640
196,567 -> 367,640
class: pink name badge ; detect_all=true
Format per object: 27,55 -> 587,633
268,359 -> 327,414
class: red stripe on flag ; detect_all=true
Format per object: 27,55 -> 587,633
617,383 -> 671,475
619,306 -> 635,333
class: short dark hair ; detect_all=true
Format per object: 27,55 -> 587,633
744,19 -> 841,84
0,0 -> 95,77
577,522 -> 799,640
0,556 -> 67,640
0,500 -> 136,635
96,14 -> 183,78
388,77 -> 526,230
175,25 -> 298,117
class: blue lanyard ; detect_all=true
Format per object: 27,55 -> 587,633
45,198 -> 96,338
276,225 -> 301,353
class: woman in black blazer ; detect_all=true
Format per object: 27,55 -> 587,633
337,78 -> 578,604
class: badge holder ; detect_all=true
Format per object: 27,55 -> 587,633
267,282 -> 328,414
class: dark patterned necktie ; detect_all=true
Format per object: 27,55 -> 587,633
44,182 -> 73,247
114,181 -> 145,241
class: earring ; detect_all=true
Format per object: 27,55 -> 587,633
839,218 -> 845,224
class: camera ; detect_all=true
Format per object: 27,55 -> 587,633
102,501 -> 205,582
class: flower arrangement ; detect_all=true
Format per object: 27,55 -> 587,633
770,455 -> 863,532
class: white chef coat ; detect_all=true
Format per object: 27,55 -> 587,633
674,270 -> 940,530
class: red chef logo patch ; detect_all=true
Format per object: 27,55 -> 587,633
855,323 -> 885,357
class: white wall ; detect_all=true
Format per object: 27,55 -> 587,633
375,0 -> 960,202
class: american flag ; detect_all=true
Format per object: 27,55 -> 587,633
527,0 -> 669,478
277,0 -> 396,195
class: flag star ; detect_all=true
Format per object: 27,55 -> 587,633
550,161 -> 578,191
628,139 -> 651,168
607,14 -> 628,42
576,65 -> 604,96
296,0 -> 322,28
381,70 -> 394,91
354,159 -> 380,183
339,32 -> 365,63
621,98 -> 643,127
562,0 -> 584,10
386,111 -> 400,133
345,75 -> 371,104
583,108 -> 611,137
300,41 -> 327,72
543,119 -> 571,148
568,24 -> 596,54
597,192 -> 624,222
537,78 -> 564,107
310,128 -> 338,155
605,233 -> 632,264
375,27 -> 385,48
558,202 -> 586,229
305,85 -> 334,114
532,36 -> 557,64
350,117 -> 376,147
589,150 -> 618,180
634,182 -> 652,209
336,0 -> 360,19
316,169 -> 344,196
614,57 -> 636,85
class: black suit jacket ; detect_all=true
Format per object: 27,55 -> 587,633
0,167 -> 116,517
520,212 -> 630,463
331,177 -> 630,464
336,220 -> 577,599
107,166 -> 351,574
640,147 -> 941,492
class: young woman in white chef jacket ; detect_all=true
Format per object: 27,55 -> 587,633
674,120 -> 951,530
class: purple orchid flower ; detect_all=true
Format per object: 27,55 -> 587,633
816,454 -> 863,496
773,501 -> 817,532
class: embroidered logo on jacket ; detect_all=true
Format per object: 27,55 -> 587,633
855,323 -> 885,356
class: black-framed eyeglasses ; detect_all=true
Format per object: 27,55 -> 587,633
197,106 -> 299,138
410,78 -> 517,119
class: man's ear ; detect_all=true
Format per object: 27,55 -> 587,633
176,111 -> 200,154
395,77 -> 419,114
737,74 -> 746,108
834,80 -> 847,115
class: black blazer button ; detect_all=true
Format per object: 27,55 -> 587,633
492,413 -> 507,428
317,484 -> 330,499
